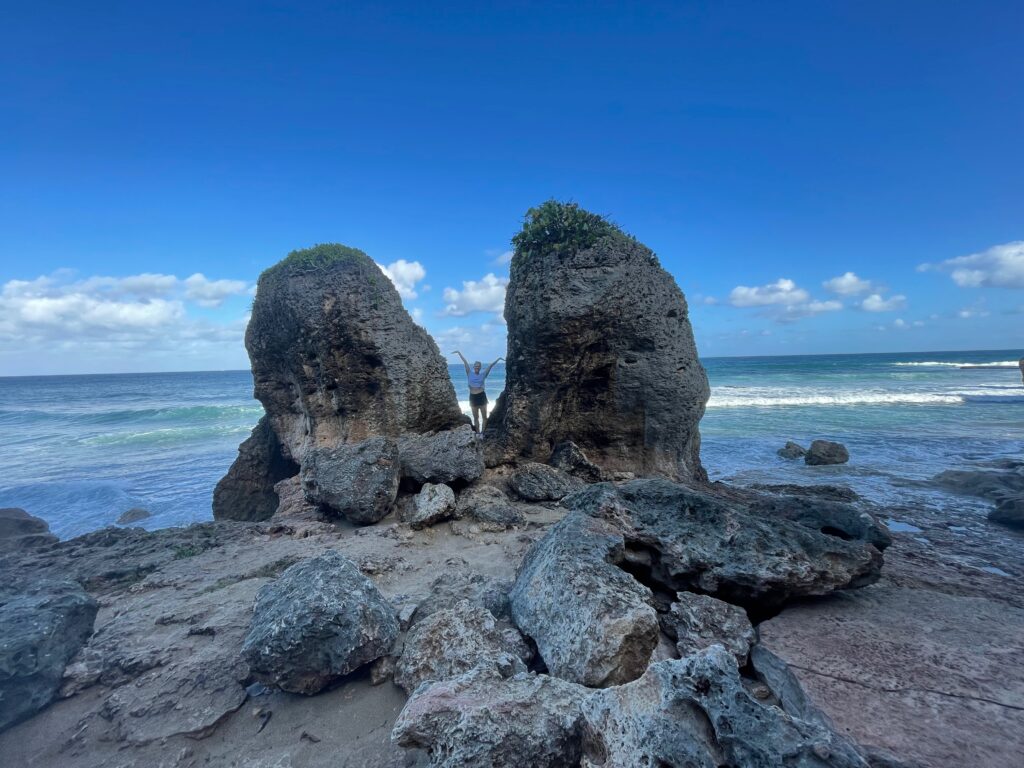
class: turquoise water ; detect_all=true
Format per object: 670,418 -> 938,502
1,350 -> 1021,538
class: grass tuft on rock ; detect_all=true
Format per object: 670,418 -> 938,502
260,243 -> 371,282
511,200 -> 628,261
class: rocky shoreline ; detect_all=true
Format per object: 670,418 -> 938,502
2,203 -> 1022,767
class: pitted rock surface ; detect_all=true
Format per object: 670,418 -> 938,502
486,205 -> 709,481
241,551 -> 398,694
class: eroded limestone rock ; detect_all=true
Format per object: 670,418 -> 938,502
241,551 -> 398,694
402,483 -> 457,529
300,437 -> 400,524
0,579 -> 97,732
508,462 -> 583,502
486,201 -> 709,482
396,425 -> 483,486
394,600 -> 528,694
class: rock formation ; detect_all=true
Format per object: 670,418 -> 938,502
401,482 -> 457,529
213,414 -> 299,521
393,600 -> 528,694
214,243 -> 464,521
0,579 -> 97,731
805,439 -> 850,466
240,551 -> 398,694
779,440 -> 808,459
300,437 -> 400,524
485,201 -> 710,482
0,507 -> 59,551
509,479 -> 887,687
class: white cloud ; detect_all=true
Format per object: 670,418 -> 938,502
0,271 -> 254,374
494,250 -> 513,266
376,259 -> 427,299
860,293 -> 907,312
823,272 -> 874,296
183,273 -> 250,308
432,321 -> 507,362
727,278 -> 842,323
777,299 -> 843,322
893,318 -> 907,329
921,241 -> 1024,289
729,278 -> 809,307
442,273 -> 508,317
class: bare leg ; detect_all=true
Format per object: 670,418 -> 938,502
471,405 -> 481,432
480,404 -> 489,433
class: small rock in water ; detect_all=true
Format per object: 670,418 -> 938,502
988,498 -> 1024,530
117,507 -> 152,525
777,441 -> 807,459
805,439 -> 850,466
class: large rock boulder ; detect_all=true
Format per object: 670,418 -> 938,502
508,462 -> 583,502
0,579 -> 98,732
455,485 -> 525,528
394,600 -> 528,694
664,592 -> 755,666
392,648 -> 868,768
0,508 -> 58,551
510,479 -> 886,687
485,201 -> 710,482
805,440 -> 850,466
246,244 -> 463,462
240,551 -> 398,694
300,437 -> 400,524
392,668 -> 588,767
213,414 -> 298,521
778,441 -> 808,459
401,483 -> 457,529
581,648 -> 868,767
396,426 -> 483,486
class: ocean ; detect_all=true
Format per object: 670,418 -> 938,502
2,350 -> 1021,539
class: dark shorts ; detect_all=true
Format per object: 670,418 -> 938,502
469,391 -> 488,408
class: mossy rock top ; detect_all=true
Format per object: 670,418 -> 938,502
260,243 -> 374,283
511,200 -> 633,262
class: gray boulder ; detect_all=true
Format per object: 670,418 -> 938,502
508,462 -> 583,502
0,508 -> 58,551
509,511 -> 659,687
805,440 -> 850,466
511,479 -> 885,687
665,592 -> 755,665
485,201 -> 709,482
0,579 -> 98,732
934,467 -> 1024,502
392,668 -> 587,767
245,244 -> 463,465
455,485 -> 525,528
240,551 -> 398,694
394,600 -> 528,694
300,437 -> 400,524
779,441 -> 807,459
746,494 -> 892,552
581,647 -> 868,767
401,483 -> 457,529
396,425 -> 483,486
988,498 -> 1024,529
411,568 -> 512,626
213,415 -> 298,521
548,441 -> 604,483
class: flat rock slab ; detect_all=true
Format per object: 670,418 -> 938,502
758,585 -> 1024,768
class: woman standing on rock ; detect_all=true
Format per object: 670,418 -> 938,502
453,351 -> 502,434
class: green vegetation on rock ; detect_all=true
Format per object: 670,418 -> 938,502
511,200 -> 626,260
260,243 -> 371,282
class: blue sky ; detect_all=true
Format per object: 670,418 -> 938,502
1,1 -> 1022,375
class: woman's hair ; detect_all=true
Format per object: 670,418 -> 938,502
473,361 -> 482,368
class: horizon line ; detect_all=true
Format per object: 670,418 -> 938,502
2,346 -> 1022,379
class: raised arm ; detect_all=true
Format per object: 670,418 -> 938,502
484,357 -> 504,377
452,350 -> 470,376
